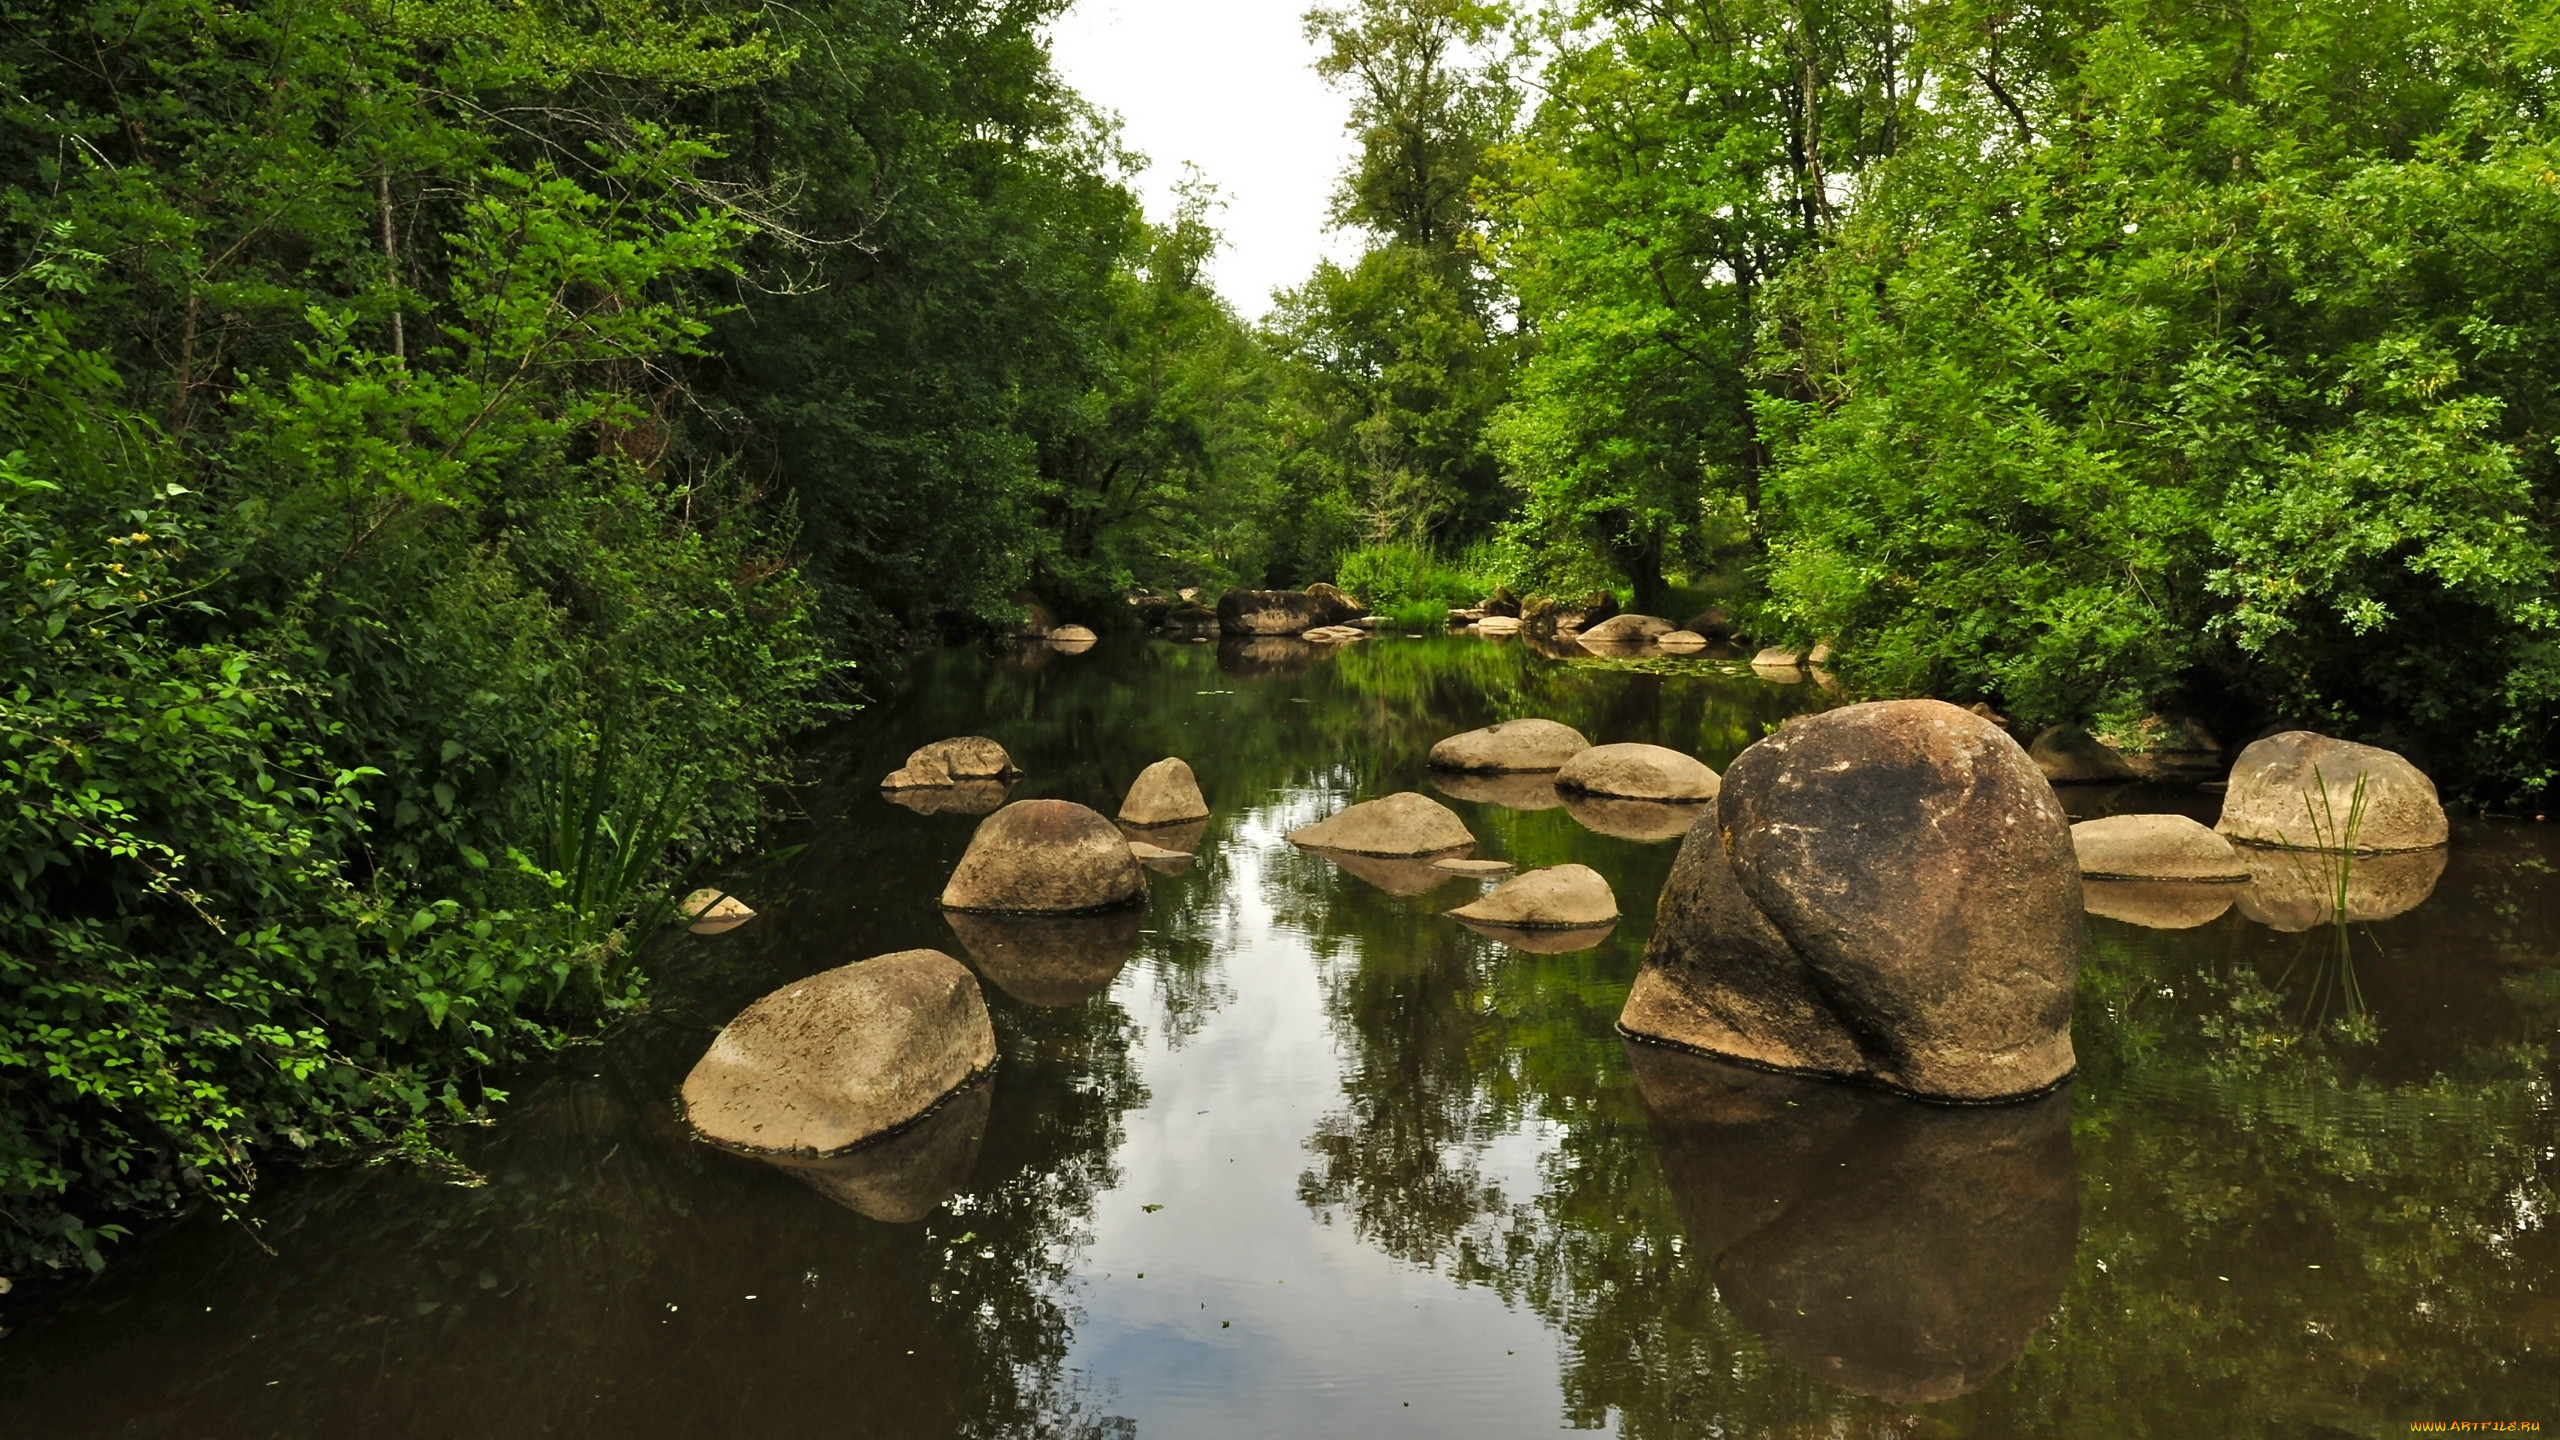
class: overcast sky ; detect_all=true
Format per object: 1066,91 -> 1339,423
1047,0 -> 1360,317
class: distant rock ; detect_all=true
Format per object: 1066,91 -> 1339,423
1301,625 -> 1366,643
940,800 -> 1146,915
2029,726 -> 2138,785
683,888 -> 755,935
1581,613 -> 1674,644
1285,792 -> 1474,856
2235,844 -> 2448,931
1556,743 -> 1720,802
1561,793 -> 1711,843
2082,879 -> 2241,930
1126,590 -> 1171,627
682,950 -> 996,1157
1479,588 -> 1522,619
882,737 -> 1017,790
1522,592 -> 1617,636
1475,615 -> 1523,635
1449,864 -> 1619,929
1428,718 -> 1593,773
1807,641 -> 1835,665
1013,596 -> 1057,640
1655,630 -> 1709,653
2069,814 -> 2250,881
760,1075 -> 991,1223
1428,770 -> 1566,811
1045,624 -> 1098,652
1306,582 -> 1369,625
943,908 -> 1142,1007
1119,757 -> 1210,827
1160,602 -> 1220,640
1684,608 -> 1733,640
1219,589 -> 1328,635
1622,700 -> 2082,1103
1750,647 -> 1803,669
2216,731 -> 2448,853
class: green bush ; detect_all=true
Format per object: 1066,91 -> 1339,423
1335,543 -> 1496,616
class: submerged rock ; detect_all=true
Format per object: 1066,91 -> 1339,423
1432,856 -> 1516,876
1750,647 -> 1804,669
2235,844 -> 2449,931
682,950 -> 997,1157
1119,757 -> 1210,827
2216,731 -> 2448,854
1581,613 -> 1674,644
1561,793 -> 1712,843
2082,879 -> 2242,930
1429,769 -> 1566,811
682,888 -> 755,935
2029,726 -> 2138,785
881,736 -> 1017,790
940,800 -> 1146,915
1556,743 -> 1720,802
943,907 -> 1142,1007
1449,864 -> 1618,929
1622,699 -> 2082,1103
1631,1042 -> 2077,1404
757,1075 -> 992,1223
2069,814 -> 2250,881
1285,792 -> 1474,856
1655,630 -> 1709,653
1428,718 -> 1593,773
1218,589 -> 1328,636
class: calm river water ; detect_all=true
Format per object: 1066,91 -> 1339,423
3,635 -> 2557,1437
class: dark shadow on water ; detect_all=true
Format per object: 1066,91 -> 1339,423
746,1073 -> 994,1222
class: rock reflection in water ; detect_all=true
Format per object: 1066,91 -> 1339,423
1303,846 -> 1464,895
1560,792 -> 1710,843
1218,635 -> 1324,678
882,779 -> 1013,817
1629,1041 -> 2077,1404
750,1075 -> 994,1222
1451,917 -> 1616,953
1117,818 -> 1206,856
1429,769 -> 1565,810
2083,878 -> 2243,929
2235,843 -> 2449,931
943,907 -> 1143,1006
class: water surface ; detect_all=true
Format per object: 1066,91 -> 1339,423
3,635 -> 2555,1437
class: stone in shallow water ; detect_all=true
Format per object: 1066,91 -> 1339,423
682,950 -> 997,1157
1427,718 -> 1592,773
1751,647 -> 1803,669
1431,856 -> 1516,876
942,908 -> 1142,1007
2082,879 -> 2241,930
2217,730 -> 2448,854
1654,630 -> 1709,653
754,1075 -> 993,1223
1560,793 -> 1712,843
1556,743 -> 1720,802
1428,770 -> 1565,811
682,888 -> 755,934
1217,589 -> 1327,635
1630,1041 -> 2077,1405
2070,813 -> 2250,881
1285,792 -> 1474,856
881,736 -> 1017,790
2235,844 -> 2448,932
1449,864 -> 1618,929
940,800 -> 1146,915
1119,756 -> 1210,827
1581,613 -> 1673,643
1621,699 -> 2082,1103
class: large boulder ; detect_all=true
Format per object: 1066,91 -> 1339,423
759,1076 -> 992,1222
2029,725 -> 2138,785
1521,593 -> 1615,636
1284,792 -> 1474,856
943,908 -> 1142,1007
1556,743 -> 1720,802
882,736 -> 1017,790
2216,731 -> 2448,853
1631,1042 -> 2077,1404
2069,814 -> 2250,881
1119,757 -> 1210,827
682,950 -> 997,1157
1580,613 -> 1674,644
1449,864 -> 1618,928
1218,589 -> 1328,636
1621,699 -> 2083,1103
1305,582 -> 1369,625
1428,718 -> 1593,773
939,800 -> 1146,914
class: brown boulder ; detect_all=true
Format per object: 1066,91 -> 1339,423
1448,864 -> 1618,928
1428,718 -> 1592,773
682,888 -> 754,935
1218,589 -> 1328,635
1684,607 -> 1733,640
939,800 -> 1146,915
943,908 -> 1141,1007
882,736 -> 1017,790
1305,582 -> 1369,625
2029,725 -> 2138,784
2216,731 -> 2448,853
1119,757 -> 1210,827
1556,743 -> 1720,802
1580,613 -> 1674,645
1621,699 -> 2083,1103
681,950 -> 997,1157
1654,630 -> 1709,653
1285,792 -> 1474,856
2069,814 -> 2250,881
1750,647 -> 1804,669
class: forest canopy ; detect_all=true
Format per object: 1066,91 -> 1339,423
2,0 -> 2554,1269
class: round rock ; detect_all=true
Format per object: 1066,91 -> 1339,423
683,888 -> 755,935
1120,757 -> 1210,827
1217,589 -> 1328,635
681,950 -> 997,1157
1655,630 -> 1709,653
1581,613 -> 1674,644
940,800 -> 1147,914
1428,718 -> 1593,773
2028,725 -> 2137,785
1285,792 -> 1474,856
2070,814 -> 2249,881
1449,864 -> 1619,929
1556,743 -> 1720,802
1750,647 -> 1804,669
883,736 -> 1017,789
2216,731 -> 2448,853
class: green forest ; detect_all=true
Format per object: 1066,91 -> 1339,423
4,0 -> 2556,1269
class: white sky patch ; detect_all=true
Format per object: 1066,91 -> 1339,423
1048,0 -> 1364,317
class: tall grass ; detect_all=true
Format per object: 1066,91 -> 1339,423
1334,543 -> 1495,624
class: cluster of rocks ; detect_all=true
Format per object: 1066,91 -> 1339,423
1284,789 -> 1626,943
682,738 -> 1227,1218
1422,719 -> 1722,847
